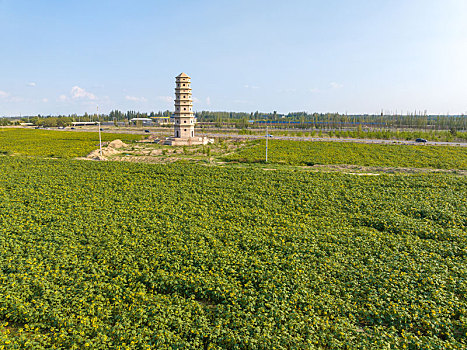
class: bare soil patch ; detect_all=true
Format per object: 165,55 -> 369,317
84,138 -> 247,164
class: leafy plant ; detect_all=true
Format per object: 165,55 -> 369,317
225,140 -> 467,169
0,157 -> 465,349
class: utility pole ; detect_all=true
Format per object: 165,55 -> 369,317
97,106 -> 102,157
265,125 -> 268,163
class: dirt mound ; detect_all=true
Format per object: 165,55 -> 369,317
87,142 -> 123,160
87,149 -> 105,160
108,139 -> 128,148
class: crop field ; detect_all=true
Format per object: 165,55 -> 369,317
0,128 -> 143,158
234,129 -> 467,142
0,155 -> 466,349
225,140 -> 467,170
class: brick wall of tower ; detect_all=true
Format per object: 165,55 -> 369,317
174,73 -> 195,139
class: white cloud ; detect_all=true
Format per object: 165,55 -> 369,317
192,97 -> 200,103
157,96 -> 173,103
309,88 -> 321,93
244,84 -> 259,89
71,86 -> 96,100
42,98 -> 48,103
27,82 -> 36,87
125,95 -> 147,102
0,91 -> 22,102
59,94 -> 68,101
206,96 -> 211,105
330,82 -> 344,89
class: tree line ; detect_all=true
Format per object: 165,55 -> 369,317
3,110 -> 466,131
196,111 -> 467,132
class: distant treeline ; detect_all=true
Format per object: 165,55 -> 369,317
196,111 -> 467,131
4,110 -> 466,131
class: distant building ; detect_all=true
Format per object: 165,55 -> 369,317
130,118 -> 153,126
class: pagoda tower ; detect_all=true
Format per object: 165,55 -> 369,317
174,73 -> 195,139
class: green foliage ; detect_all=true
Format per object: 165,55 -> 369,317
0,129 -> 142,158
0,118 -> 12,126
225,140 -> 467,169
0,157 -> 466,349
32,116 -> 74,127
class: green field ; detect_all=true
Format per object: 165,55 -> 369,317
236,129 -> 467,143
225,140 -> 467,170
0,128 -> 143,158
0,155 -> 466,349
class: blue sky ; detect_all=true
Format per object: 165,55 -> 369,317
1,0 -> 466,116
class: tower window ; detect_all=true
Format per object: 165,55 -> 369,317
184,120 -> 186,123
183,84 -> 185,86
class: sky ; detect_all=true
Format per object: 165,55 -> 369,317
1,0 -> 466,116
